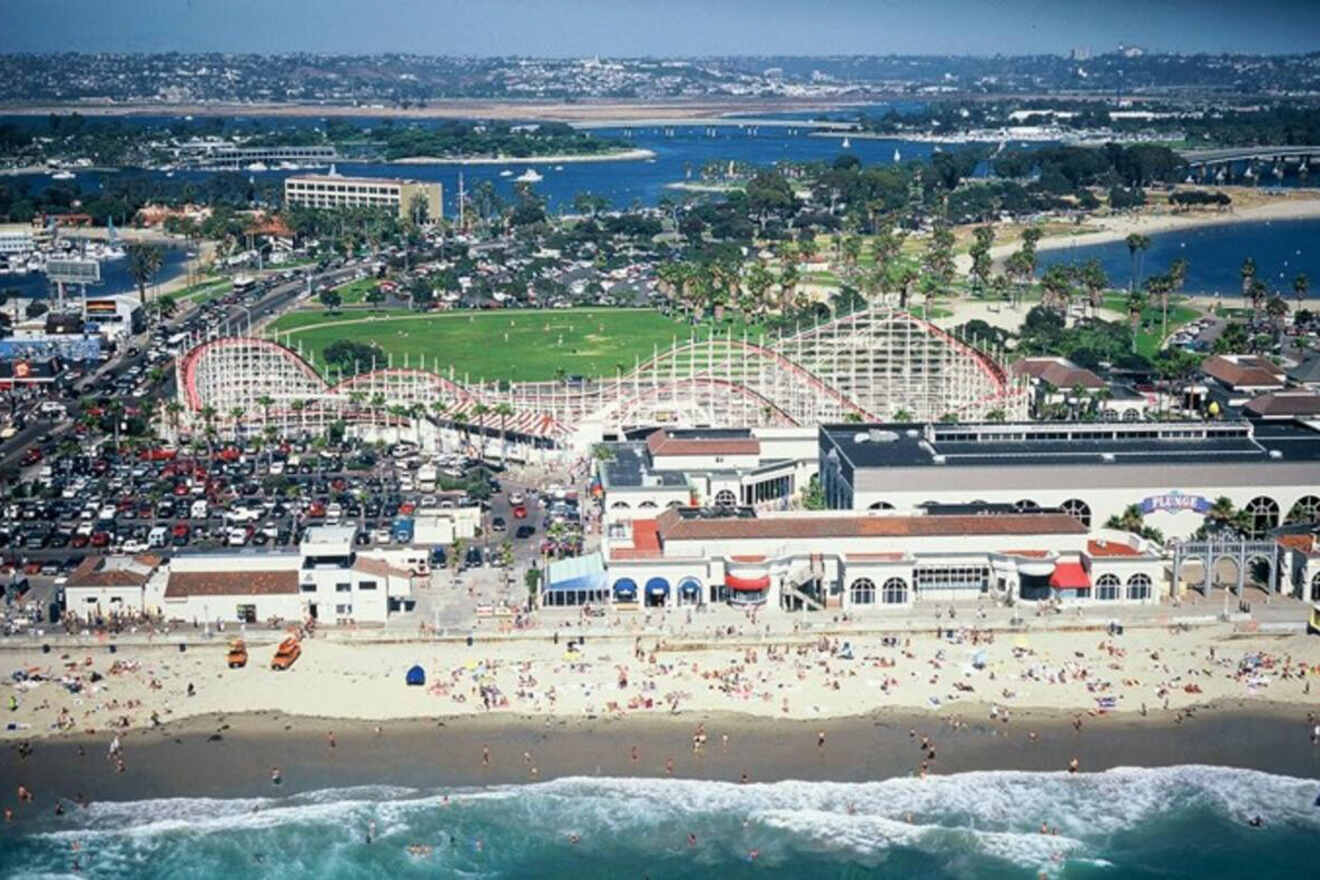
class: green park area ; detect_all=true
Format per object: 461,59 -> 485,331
333,277 -> 382,305
174,277 -> 231,305
265,307 -> 772,382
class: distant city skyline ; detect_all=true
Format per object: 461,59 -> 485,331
2,0 -> 1316,57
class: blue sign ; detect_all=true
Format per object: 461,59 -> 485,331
1139,491 -> 1212,515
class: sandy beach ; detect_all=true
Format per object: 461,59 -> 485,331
393,149 -> 656,165
3,613 -> 1316,746
979,191 -> 1320,266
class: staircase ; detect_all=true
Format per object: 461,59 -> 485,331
783,554 -> 826,611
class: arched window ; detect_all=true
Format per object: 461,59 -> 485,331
713,489 -> 737,507
1312,571 -> 1320,602
882,577 -> 909,604
1126,572 -> 1152,601
1014,499 -> 1039,512
868,501 -> 894,511
1245,496 -> 1279,538
638,500 -> 658,509
849,577 -> 876,605
1286,495 -> 1320,525
1096,574 -> 1121,601
1061,498 -> 1092,527
609,500 -> 630,510
1121,409 -> 1142,422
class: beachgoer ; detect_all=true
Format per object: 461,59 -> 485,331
367,820 -> 376,844
817,730 -> 825,749
688,833 -> 697,847
17,785 -> 32,803
1068,757 -> 1079,774
271,767 -> 282,785
482,745 -> 490,766
328,731 -> 336,749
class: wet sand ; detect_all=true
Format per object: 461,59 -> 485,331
3,701 -> 1318,813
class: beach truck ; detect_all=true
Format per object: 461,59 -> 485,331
271,635 -> 301,671
226,639 -> 248,669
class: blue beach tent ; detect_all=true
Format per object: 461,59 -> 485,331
406,665 -> 426,686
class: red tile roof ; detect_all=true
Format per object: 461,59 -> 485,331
609,519 -> 664,560
845,552 -> 908,562
655,509 -> 1087,542
165,570 -> 298,598
1087,540 -> 1142,557
1244,391 -> 1320,418
1201,355 -> 1285,389
1276,534 -> 1317,555
68,555 -> 159,587
645,429 -> 760,457
1012,357 -> 1106,390
351,557 -> 414,579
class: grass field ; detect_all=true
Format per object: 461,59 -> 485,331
1101,294 -> 1203,358
334,277 -> 381,305
266,308 -> 775,381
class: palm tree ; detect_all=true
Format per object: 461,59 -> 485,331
164,400 -> 183,439
493,402 -> 515,466
255,394 -> 274,428
1266,295 -> 1289,337
1125,233 -> 1150,292
1294,272 -> 1310,307
125,242 -> 164,309
1126,291 -> 1147,353
468,403 -> 490,457
1240,257 -> 1257,306
229,406 -> 245,442
199,405 -> 217,452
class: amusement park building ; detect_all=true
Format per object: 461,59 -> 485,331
569,505 -> 1165,611
173,304 -> 1029,454
819,419 -> 1320,541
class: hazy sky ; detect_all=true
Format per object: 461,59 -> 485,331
3,0 -> 1315,55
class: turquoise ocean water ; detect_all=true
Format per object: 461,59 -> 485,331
3,765 -> 1319,878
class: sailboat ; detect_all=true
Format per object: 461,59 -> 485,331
893,148 -> 901,162
841,137 -> 851,149
515,168 -> 543,183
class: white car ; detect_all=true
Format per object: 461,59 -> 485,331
97,504 -> 117,520
224,507 -> 260,523
508,491 -> 525,505
121,538 -> 148,553
226,527 -> 249,546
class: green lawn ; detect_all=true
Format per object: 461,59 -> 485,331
334,277 -> 382,305
1101,294 -> 1203,358
265,308 -> 774,382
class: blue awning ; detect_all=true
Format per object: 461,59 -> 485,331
612,577 -> 637,598
679,577 -> 701,595
645,577 -> 670,596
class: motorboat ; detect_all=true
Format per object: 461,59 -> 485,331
245,161 -> 269,171
515,168 -> 543,183
50,170 -> 75,180
499,169 -> 514,177
553,165 -> 564,171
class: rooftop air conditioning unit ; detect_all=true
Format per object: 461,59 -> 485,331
1268,449 -> 1282,459
1101,453 -> 1116,462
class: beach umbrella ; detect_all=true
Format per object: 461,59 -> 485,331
405,664 -> 426,686
1014,636 -> 1030,649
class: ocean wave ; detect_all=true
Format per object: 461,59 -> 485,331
20,765 -> 1320,878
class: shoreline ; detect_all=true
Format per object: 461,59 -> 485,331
2,701 -> 1318,807
988,195 -> 1320,264
392,148 -> 656,165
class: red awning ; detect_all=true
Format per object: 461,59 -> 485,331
1049,561 -> 1091,590
726,574 -> 770,592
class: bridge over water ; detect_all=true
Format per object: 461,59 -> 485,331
1181,145 -> 1320,168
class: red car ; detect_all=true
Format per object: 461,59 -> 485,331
172,522 -> 191,539
512,505 -> 528,519
90,531 -> 110,548
71,534 -> 89,549
21,448 -> 41,466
